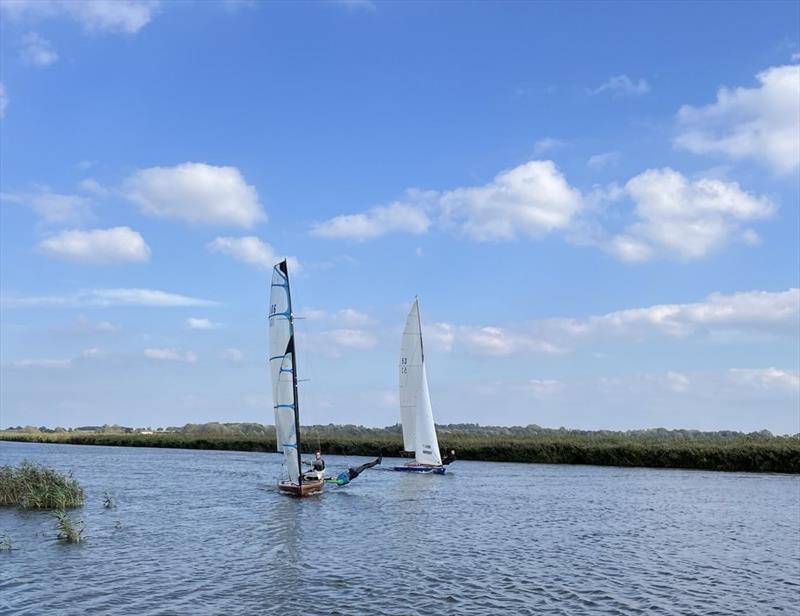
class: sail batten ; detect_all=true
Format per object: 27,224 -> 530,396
269,260 -> 302,484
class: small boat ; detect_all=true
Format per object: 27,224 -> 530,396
269,259 -> 324,497
394,298 -> 447,474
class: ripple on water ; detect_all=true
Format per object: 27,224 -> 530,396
1,442 -> 799,615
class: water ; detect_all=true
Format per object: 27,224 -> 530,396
1,441 -> 798,615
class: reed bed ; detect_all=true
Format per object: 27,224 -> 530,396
3,429 -> 798,473
0,461 -> 85,509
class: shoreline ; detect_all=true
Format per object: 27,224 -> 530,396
2,431 -> 798,474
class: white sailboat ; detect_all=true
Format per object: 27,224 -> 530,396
394,298 -> 447,474
269,259 -> 323,496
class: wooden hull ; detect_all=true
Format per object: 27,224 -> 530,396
393,464 -> 446,474
278,479 -> 324,497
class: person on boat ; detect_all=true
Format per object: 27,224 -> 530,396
326,455 -> 382,486
441,449 -> 456,465
301,450 -> 325,480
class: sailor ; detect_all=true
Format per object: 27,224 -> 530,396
441,449 -> 456,465
302,450 -> 325,479
326,455 -> 382,486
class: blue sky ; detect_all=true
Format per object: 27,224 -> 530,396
1,0 -> 798,433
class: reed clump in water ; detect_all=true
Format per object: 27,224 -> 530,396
0,461 -> 84,509
53,510 -> 85,543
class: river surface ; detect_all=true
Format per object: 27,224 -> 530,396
1,441 -> 798,615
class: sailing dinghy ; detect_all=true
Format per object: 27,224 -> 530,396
395,299 -> 446,474
270,259 -> 324,497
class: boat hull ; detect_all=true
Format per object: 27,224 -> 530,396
278,479 -> 324,496
393,464 -> 446,474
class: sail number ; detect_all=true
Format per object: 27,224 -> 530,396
400,357 -> 407,374
270,303 -> 277,314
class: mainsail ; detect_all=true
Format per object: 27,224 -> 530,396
399,299 -> 442,466
269,260 -> 301,484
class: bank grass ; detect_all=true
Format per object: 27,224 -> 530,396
0,461 -> 84,509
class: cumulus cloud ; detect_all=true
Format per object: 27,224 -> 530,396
1,0 -> 160,34
1,187 -> 91,224
186,317 -> 220,330
207,236 -> 298,271
431,288 -> 798,356
123,162 -> 265,227
441,161 -> 582,240
311,199 -> 431,240
675,64 -> 800,173
144,348 -> 197,363
18,31 -> 58,66
3,288 -> 216,308
590,75 -> 650,96
38,227 -> 150,263
728,368 -> 799,391
608,168 -> 774,261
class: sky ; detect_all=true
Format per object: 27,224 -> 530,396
0,0 -> 798,434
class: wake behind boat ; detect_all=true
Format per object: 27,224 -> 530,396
269,260 -> 324,497
394,298 -> 450,474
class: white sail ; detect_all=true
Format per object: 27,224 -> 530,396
269,261 -> 300,484
414,367 -> 442,466
399,298 -> 442,465
399,300 -> 422,451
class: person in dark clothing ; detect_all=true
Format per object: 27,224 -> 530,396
441,449 -> 456,465
326,455 -> 382,486
302,450 -> 325,480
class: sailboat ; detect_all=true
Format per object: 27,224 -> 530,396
394,298 -> 446,474
269,259 -> 324,497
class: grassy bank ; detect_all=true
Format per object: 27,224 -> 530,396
2,427 -> 798,473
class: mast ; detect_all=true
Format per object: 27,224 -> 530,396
280,259 -> 303,485
416,297 -> 424,363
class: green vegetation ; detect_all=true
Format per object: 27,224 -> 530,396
53,510 -> 84,543
2,423 -> 799,473
0,461 -> 85,509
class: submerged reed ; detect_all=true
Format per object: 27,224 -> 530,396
53,510 -> 85,543
0,461 -> 84,509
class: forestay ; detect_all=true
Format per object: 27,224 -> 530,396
269,261 -> 300,484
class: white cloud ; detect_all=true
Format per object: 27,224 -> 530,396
18,31 -> 58,66
1,186 -> 91,224
144,348 -> 197,363
459,326 -> 564,356
1,0 -> 159,34
311,199 -> 431,240
3,288 -> 216,308
675,64 -> 800,173
332,308 -> 374,327
792,52 -> 800,61
58,315 -> 118,333
78,178 -> 109,196
80,347 -> 104,359
0,83 -> 7,119
11,358 -> 71,369
728,368 -> 800,391
430,288 -> 798,356
533,137 -> 565,155
587,151 -> 621,169
609,168 -> 774,261
38,227 -> 150,263
123,162 -> 265,227
527,379 -> 564,397
219,348 -> 245,362
186,317 -> 220,330
327,329 -> 378,350
207,236 -> 298,271
590,75 -> 650,96
440,160 -> 581,241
